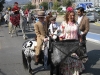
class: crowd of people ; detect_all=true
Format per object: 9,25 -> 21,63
33,6 -> 89,75
1,1 -> 90,75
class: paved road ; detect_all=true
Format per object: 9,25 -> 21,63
89,23 -> 100,34
82,42 -> 100,75
0,23 -> 100,75
0,24 -> 49,75
86,23 -> 100,44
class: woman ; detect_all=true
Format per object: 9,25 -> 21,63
59,7 -> 84,75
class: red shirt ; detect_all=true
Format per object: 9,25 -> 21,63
24,9 -> 29,17
12,6 -> 19,14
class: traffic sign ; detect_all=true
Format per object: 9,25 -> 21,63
49,2 -> 53,9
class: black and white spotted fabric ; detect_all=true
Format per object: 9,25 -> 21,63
22,39 -> 37,58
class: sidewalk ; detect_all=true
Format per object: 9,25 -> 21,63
56,15 -> 64,22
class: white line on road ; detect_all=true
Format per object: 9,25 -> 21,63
88,32 -> 100,35
0,40 -> 1,50
15,70 -> 19,75
86,38 -> 100,44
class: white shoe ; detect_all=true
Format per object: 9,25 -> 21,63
11,35 -> 13,37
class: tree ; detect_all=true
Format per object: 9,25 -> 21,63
23,2 -> 36,10
53,1 -> 60,10
0,0 -> 5,12
40,2 -> 48,10
62,0 -> 72,7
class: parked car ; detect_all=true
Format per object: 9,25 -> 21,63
95,7 -> 100,12
86,12 -> 100,22
86,7 -> 95,12
58,6 -> 66,12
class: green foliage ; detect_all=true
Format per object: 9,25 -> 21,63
59,12 -> 65,15
0,0 -> 5,11
57,7 -> 62,12
62,0 -> 72,7
23,2 -> 36,10
53,1 -> 60,10
40,2 -> 48,10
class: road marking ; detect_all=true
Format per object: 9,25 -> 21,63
86,38 -> 100,44
86,32 -> 100,44
0,40 -> 1,50
94,22 -> 100,26
15,70 -> 19,75
88,32 -> 100,35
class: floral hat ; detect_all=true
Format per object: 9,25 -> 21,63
66,7 -> 74,12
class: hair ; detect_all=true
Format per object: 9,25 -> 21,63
77,7 -> 84,12
64,11 -> 76,23
14,2 -> 18,4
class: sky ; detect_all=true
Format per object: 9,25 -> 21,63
6,0 -> 12,1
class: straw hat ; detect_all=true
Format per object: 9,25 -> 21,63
37,11 -> 45,17
8,7 -> 11,10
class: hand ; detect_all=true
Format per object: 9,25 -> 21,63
49,34 -> 53,37
57,30 -> 61,33
59,37 -> 63,41
80,38 -> 82,42
44,38 -> 48,42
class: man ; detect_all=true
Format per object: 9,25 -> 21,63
45,11 -> 53,29
24,8 -> 29,21
12,2 -> 20,14
10,2 -> 20,26
76,7 -> 89,59
34,11 -> 48,65
24,8 -> 29,17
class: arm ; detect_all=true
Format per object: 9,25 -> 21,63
12,6 -> 20,14
83,18 -> 89,35
48,24 -> 53,34
59,22 -> 65,40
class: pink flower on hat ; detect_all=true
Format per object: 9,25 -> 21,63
66,7 -> 73,12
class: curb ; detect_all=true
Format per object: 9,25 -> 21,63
86,38 -> 100,44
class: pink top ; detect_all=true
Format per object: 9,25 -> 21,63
59,21 -> 80,40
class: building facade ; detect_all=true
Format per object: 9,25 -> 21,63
31,0 -> 100,9
31,0 -> 60,8
32,0 -> 55,8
